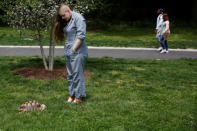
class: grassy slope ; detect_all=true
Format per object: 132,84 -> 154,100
0,56 -> 197,130
0,26 -> 197,49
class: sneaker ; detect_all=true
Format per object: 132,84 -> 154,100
73,98 -> 82,103
166,50 -> 169,53
67,96 -> 75,103
157,47 -> 162,51
160,49 -> 166,53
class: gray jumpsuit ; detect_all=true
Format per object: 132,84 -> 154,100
63,11 -> 88,99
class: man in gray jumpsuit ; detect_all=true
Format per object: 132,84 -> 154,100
58,5 -> 88,103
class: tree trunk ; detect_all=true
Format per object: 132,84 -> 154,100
38,29 -> 48,70
49,16 -> 56,71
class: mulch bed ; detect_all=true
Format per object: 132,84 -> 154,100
12,66 -> 91,80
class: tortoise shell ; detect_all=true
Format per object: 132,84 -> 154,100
18,100 -> 46,112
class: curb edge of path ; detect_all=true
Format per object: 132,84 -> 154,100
0,46 -> 197,52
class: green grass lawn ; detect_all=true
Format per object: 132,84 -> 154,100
0,25 -> 197,49
0,56 -> 197,130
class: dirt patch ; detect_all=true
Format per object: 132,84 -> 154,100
12,66 -> 91,81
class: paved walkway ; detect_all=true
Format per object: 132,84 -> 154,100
0,46 -> 197,59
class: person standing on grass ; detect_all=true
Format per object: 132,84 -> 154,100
54,4 -> 88,103
159,13 -> 170,53
155,8 -> 164,51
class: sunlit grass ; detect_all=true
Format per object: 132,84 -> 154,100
0,56 -> 197,130
0,25 -> 197,48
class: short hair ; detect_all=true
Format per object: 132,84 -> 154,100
158,8 -> 163,12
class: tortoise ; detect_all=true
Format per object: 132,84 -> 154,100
18,100 -> 46,112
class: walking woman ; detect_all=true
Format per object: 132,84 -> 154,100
54,4 -> 88,103
160,13 -> 170,53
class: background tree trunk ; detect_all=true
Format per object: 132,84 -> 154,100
192,0 -> 197,22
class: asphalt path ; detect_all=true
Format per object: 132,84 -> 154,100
0,46 -> 197,59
